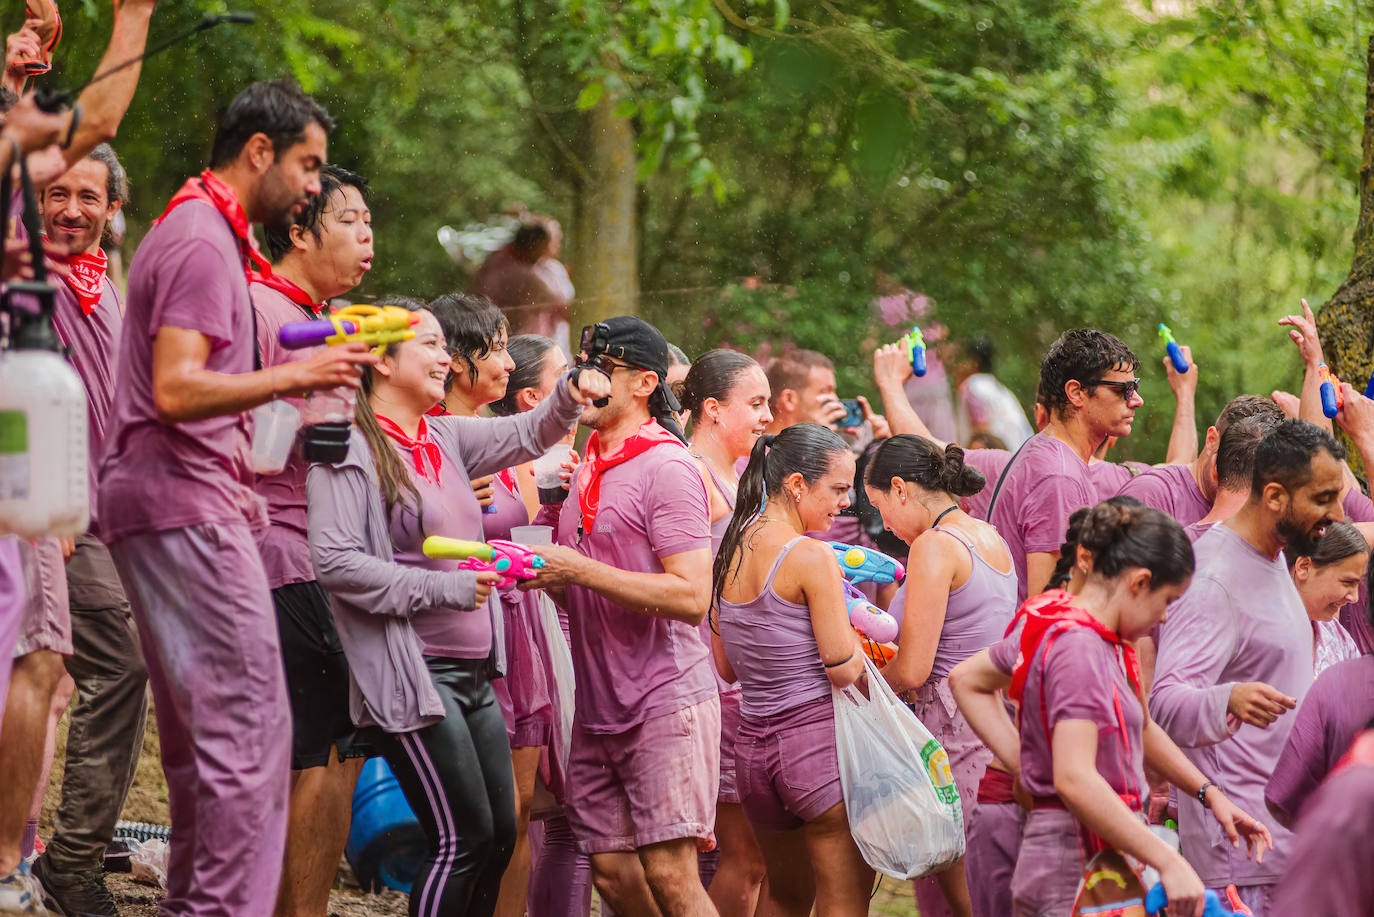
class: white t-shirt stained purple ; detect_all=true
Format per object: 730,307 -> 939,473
1117,463 -> 1211,527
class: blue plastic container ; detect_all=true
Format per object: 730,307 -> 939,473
345,757 -> 426,893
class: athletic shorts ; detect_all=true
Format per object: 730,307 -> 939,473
566,696 -> 720,855
13,537 -> 71,657
273,580 -> 372,769
735,695 -> 843,832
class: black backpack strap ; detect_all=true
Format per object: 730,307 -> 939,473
985,434 -> 1036,520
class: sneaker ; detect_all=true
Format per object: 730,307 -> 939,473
0,861 -> 42,915
31,854 -> 117,917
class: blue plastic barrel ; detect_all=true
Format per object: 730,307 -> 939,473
345,757 -> 426,893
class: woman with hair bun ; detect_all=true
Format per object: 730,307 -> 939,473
863,434 -> 1017,917
951,503 -> 1272,917
680,348 -> 772,914
713,422 -> 875,916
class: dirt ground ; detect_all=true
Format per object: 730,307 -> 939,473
39,697 -> 921,916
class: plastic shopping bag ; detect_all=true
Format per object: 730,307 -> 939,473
833,657 -> 965,879
538,592 -> 575,776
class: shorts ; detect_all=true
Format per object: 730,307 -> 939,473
273,580 -> 372,769
567,696 -> 720,855
13,537 -> 71,657
735,695 -> 843,832
1010,808 -> 1083,917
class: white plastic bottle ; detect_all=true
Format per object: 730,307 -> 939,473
0,346 -> 88,537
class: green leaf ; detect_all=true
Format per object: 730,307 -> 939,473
575,81 -> 605,111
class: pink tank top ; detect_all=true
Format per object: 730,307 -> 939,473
694,454 -> 742,700
717,536 -> 831,718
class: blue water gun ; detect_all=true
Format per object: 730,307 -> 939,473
899,326 -> 927,377
1363,368 -> 1374,400
1318,362 -> 1343,419
1158,324 -> 1189,374
1144,883 -> 1246,916
829,542 -> 905,585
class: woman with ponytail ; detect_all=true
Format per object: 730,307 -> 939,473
713,423 -> 874,917
679,348 -> 772,914
863,435 -> 1017,917
951,503 -> 1271,917
306,304 -> 609,917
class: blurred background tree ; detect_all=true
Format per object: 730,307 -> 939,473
35,0 -> 1369,461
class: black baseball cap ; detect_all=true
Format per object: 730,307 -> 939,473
580,316 -> 682,412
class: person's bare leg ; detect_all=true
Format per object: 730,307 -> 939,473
274,754 -> 363,917
933,858 -> 973,917
24,672 -> 73,848
751,827 -> 813,917
592,850 -> 663,916
707,802 -> 766,917
639,837 -> 717,917
495,745 -> 541,917
803,803 -> 874,917
0,650 -> 66,873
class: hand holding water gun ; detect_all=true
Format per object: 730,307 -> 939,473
898,326 -> 927,377
843,581 -> 899,643
422,536 -> 546,589
1158,324 -> 1190,374
1145,883 -> 1248,916
280,304 -> 420,354
829,542 -> 906,585
1318,362 -> 1344,419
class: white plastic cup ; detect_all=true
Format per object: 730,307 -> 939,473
510,525 -> 554,547
531,443 -> 574,504
250,400 -> 301,474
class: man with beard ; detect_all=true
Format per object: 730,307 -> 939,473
96,80 -> 376,915
520,317 -> 717,917
1151,419 -> 1346,917
251,163 -> 375,917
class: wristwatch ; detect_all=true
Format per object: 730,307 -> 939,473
1196,781 -> 1216,805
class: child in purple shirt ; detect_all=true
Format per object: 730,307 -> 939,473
952,503 -> 1270,917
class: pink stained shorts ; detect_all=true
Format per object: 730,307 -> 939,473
734,694 -> 843,832
566,696 -> 721,855
13,536 -> 71,657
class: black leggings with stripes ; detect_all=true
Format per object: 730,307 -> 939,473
376,656 -> 516,917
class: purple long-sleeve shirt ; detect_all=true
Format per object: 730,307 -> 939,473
1150,523 -> 1313,888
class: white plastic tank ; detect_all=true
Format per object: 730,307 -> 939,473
0,347 -> 89,537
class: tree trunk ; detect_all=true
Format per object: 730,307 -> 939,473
570,95 -> 640,328
1314,35 -> 1374,396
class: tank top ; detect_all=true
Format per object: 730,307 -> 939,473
717,536 -> 831,718
693,453 -> 742,699
890,525 -> 1018,680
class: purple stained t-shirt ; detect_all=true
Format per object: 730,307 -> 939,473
1150,523 -> 1313,887
555,440 -> 715,733
988,433 -> 1095,602
1270,761 -> 1374,917
1087,460 -> 1139,501
387,436 -> 493,659
250,283 -> 319,589
987,625 -> 1146,799
1338,488 -> 1373,654
98,199 -> 263,541
961,447 -> 1010,521
1116,463 -> 1211,527
1264,655 -> 1374,823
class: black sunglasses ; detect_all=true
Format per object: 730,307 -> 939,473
1088,378 -> 1141,401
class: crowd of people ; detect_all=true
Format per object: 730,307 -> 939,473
0,10 -> 1370,917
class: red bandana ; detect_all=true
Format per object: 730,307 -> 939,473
249,270 -> 323,316
1006,589 -> 1141,707
578,420 -> 683,532
156,170 -> 271,280
497,467 -> 519,496
63,248 -> 107,316
375,413 -> 443,485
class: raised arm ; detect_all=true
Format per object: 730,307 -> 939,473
1278,299 -> 1331,433
873,342 -> 945,445
448,369 -> 607,477
61,0 -> 159,169
1163,344 -> 1198,465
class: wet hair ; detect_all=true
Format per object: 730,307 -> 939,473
677,349 -> 761,418
511,216 -> 554,254
712,423 -> 850,609
667,343 -> 690,367
489,334 -> 559,417
426,292 -> 508,387
864,435 -> 985,498
1215,394 -> 1284,439
1216,414 -> 1283,491
264,163 -> 369,263
1252,420 -> 1345,498
967,431 -> 1009,451
967,336 -> 995,374
1047,495 -> 1145,590
1037,329 -> 1139,417
210,78 -> 334,169
85,144 -> 128,207
354,306 -> 425,529
1074,501 -> 1194,588
766,350 -> 834,410
1284,520 -> 1368,570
